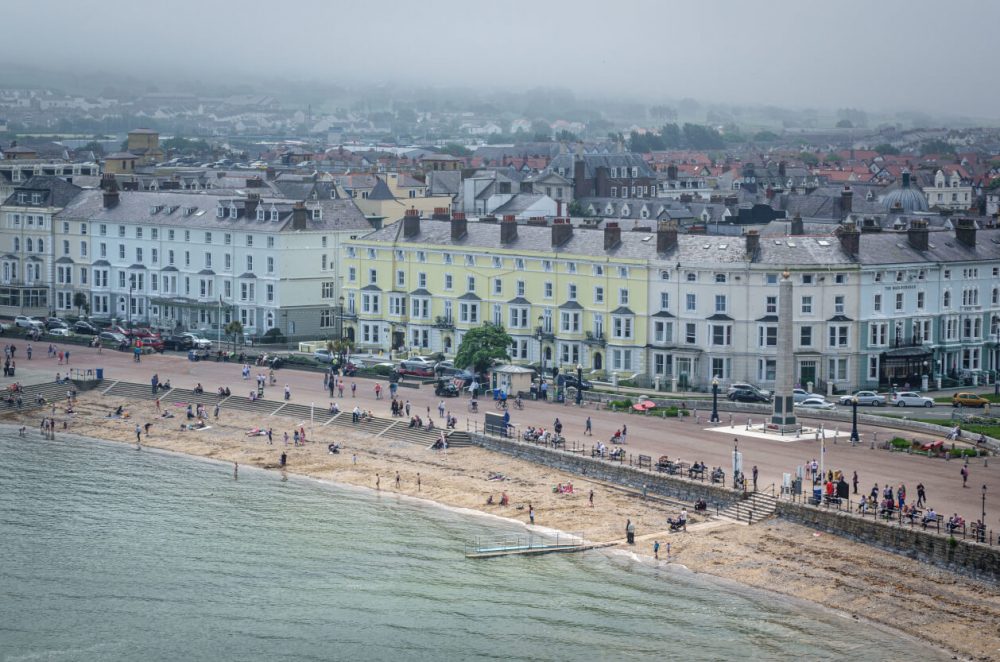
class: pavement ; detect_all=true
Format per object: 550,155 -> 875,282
2,338 -> 998,529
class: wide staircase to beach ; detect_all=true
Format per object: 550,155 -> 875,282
718,492 -> 777,525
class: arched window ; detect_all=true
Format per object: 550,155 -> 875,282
37,239 -> 43,253
13,238 -> 19,251
943,290 -> 951,307
25,238 -> 32,252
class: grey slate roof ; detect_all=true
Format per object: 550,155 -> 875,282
2,175 -> 82,208
558,301 -> 583,310
546,152 -> 655,179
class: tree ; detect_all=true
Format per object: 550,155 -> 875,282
224,321 -> 243,351
921,139 -> 955,156
660,123 -> 682,148
874,143 -> 900,156
835,119 -> 854,129
72,292 -> 88,317
554,129 -> 578,143
799,151 -> 819,167
826,152 -> 843,163
753,130 -> 780,143
440,143 -> 471,157
681,123 -> 724,149
454,324 -> 512,375
81,141 -> 105,157
567,200 -> 590,217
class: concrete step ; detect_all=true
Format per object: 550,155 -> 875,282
718,493 -> 777,525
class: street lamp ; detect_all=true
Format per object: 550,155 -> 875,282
983,484 -> 988,528
575,363 -> 583,406
537,314 -> 546,377
850,395 -> 860,444
710,376 -> 720,423
128,281 -> 135,337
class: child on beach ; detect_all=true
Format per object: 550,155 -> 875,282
654,540 -> 660,560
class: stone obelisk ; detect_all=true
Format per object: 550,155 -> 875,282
771,271 -> 796,430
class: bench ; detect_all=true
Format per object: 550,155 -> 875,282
687,465 -> 705,480
637,454 -> 652,470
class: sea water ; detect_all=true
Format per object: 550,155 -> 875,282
0,433 -> 944,661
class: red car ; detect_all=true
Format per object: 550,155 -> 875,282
134,335 -> 164,352
131,327 -> 159,339
110,325 -> 132,337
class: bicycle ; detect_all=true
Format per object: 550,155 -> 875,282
468,401 -> 479,413
495,399 -> 508,410
513,399 -> 524,410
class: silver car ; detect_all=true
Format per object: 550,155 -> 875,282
794,397 -> 837,411
891,391 -> 934,407
839,391 -> 887,406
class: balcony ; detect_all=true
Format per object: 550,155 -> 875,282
583,330 -> 606,347
535,325 -> 555,341
433,315 -> 454,329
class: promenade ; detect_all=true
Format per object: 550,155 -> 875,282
3,339 -> 996,528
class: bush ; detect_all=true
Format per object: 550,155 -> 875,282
609,399 -> 633,410
890,437 -> 911,450
260,328 -> 286,344
618,379 -> 638,388
363,364 -> 396,377
949,448 -> 980,458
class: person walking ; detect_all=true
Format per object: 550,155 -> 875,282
438,400 -> 445,418
961,463 -> 969,488
234,462 -> 239,479
554,418 -> 563,435
852,471 -> 859,495
26,344 -> 31,360
135,424 -> 142,447
417,473 -> 421,492
752,465 -> 758,492
351,382 -> 357,398
585,416 -> 592,436
279,452 -> 287,468
653,540 -> 660,560
395,471 -> 401,489
214,403 -> 220,419
589,489 -> 594,507
284,384 -> 291,401
375,473 -> 381,491
338,380 -> 344,398
266,428 -> 273,444
916,482 -> 926,507
626,519 -> 635,544
529,503 -> 535,525
621,424 -> 627,444
374,383 -> 382,400
405,400 -> 411,416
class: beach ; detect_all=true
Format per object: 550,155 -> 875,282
11,392 -> 1000,660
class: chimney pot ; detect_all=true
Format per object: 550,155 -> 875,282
604,222 -> 622,250
450,212 -> 468,240
907,218 -> 929,251
955,217 -> 977,247
837,221 -> 860,256
656,220 -> 678,252
790,213 -> 804,236
500,215 -> 518,243
551,218 -> 573,247
403,209 -> 421,237
745,229 -> 760,256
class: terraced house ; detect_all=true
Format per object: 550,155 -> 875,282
342,212 -> 1000,393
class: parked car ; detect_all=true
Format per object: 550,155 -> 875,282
180,332 -> 212,349
792,388 -> 815,403
729,387 -> 771,403
130,327 -> 159,339
47,327 -> 71,337
795,397 -> 837,411
73,321 -> 98,335
727,382 -> 770,398
313,348 -> 335,363
163,335 -> 194,351
398,359 -> 436,377
100,331 -> 127,344
14,315 -> 44,330
557,374 -> 594,391
952,392 -> 990,408
403,356 -> 437,368
890,391 -> 934,407
45,317 -> 68,330
838,391 -> 887,406
136,336 -> 164,351
109,325 -> 132,337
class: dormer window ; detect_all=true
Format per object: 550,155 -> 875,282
311,208 -> 322,220
269,207 -> 278,221
31,193 -> 41,205
217,206 -> 225,218
229,205 -> 238,219
256,207 -> 265,221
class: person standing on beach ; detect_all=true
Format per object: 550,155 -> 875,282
585,416 -> 592,436
653,540 -> 660,560
405,400 -> 411,416
529,504 -> 535,525
626,519 -> 635,544
589,489 -> 594,507
214,403 -> 220,419
279,452 -> 287,467
417,473 -> 421,491
395,471 -> 401,489
234,462 -> 239,479
135,424 -> 142,445
375,474 -> 381,490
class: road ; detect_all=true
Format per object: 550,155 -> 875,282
3,338 -> 998,529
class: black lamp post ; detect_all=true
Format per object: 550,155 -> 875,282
537,314 -> 545,377
850,395 -> 860,444
128,281 -> 135,338
710,376 -> 720,423
983,484 -> 988,527
575,363 -> 583,406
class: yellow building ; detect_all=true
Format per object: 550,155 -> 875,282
341,210 -> 649,379
126,128 -> 164,165
336,173 -> 450,224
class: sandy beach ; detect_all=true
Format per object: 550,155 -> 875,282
12,392 -> 1000,660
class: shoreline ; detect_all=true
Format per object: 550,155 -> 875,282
5,394 -> 999,660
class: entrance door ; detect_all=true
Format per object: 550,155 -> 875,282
799,360 -> 816,389
392,330 -> 404,351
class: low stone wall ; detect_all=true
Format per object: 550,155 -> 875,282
776,500 -> 1000,583
469,432 -> 737,506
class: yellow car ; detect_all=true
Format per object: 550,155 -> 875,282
952,392 -> 990,408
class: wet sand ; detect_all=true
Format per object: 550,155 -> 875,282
13,393 -> 1000,660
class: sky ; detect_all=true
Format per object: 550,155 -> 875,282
2,0 -> 998,117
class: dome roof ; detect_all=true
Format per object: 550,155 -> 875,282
882,171 -> 928,213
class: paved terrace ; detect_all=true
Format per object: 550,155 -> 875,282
0,338 -> 996,530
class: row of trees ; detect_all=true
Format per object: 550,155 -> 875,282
623,123 -> 726,152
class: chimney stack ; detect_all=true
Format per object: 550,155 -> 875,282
245,192 -> 260,220
745,229 -> 760,256
907,218 -> 929,251
901,171 -> 911,188
778,161 -> 787,178
604,222 -> 621,250
790,213 -> 804,236
551,217 -> 573,247
403,208 -> 420,238
666,164 -> 678,180
432,207 -> 450,221
102,174 -> 119,208
656,220 -> 678,253
450,211 -> 467,240
841,185 -> 853,216
500,215 -> 518,244
836,221 -> 860,256
291,201 -> 308,230
954,217 -> 977,247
